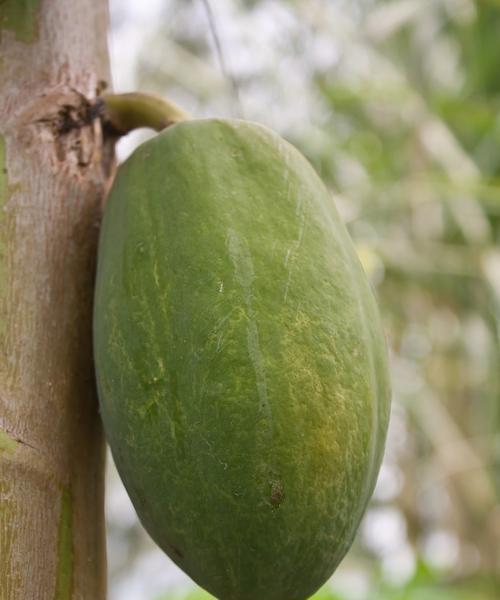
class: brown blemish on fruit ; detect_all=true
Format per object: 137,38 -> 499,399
269,479 -> 284,508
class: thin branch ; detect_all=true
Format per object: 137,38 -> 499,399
200,0 -> 244,116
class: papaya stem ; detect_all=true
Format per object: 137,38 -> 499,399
98,92 -> 190,136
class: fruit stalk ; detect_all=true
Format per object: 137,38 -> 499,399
99,92 -> 190,135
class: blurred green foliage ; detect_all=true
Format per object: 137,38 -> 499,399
153,564 -> 500,600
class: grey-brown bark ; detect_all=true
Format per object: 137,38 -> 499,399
0,1 -> 113,598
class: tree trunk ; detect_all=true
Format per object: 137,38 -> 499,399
0,1 -> 113,598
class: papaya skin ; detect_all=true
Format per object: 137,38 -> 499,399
93,119 -> 391,600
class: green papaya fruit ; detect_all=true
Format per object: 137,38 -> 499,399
93,118 -> 391,600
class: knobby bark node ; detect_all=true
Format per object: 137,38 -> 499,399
17,86 -> 116,181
